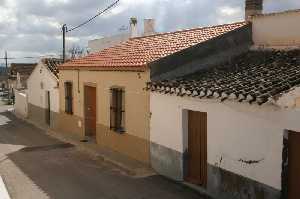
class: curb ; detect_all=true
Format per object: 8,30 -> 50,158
0,176 -> 11,199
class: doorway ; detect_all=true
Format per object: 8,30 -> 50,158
45,91 -> 50,126
288,131 -> 300,199
185,110 -> 207,187
84,85 -> 96,137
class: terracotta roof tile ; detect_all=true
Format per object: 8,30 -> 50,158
42,58 -> 63,78
60,22 -> 246,70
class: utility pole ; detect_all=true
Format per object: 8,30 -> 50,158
4,51 -> 9,102
61,0 -> 120,63
62,24 -> 67,63
5,51 -> 8,72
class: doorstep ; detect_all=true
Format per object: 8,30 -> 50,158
46,129 -> 156,178
182,182 -> 214,199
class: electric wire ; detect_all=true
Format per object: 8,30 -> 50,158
66,0 -> 120,33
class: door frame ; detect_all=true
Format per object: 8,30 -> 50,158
83,83 -> 97,137
183,109 -> 207,187
45,90 -> 51,126
282,130 -> 300,199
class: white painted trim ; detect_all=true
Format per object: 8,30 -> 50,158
0,176 -> 11,199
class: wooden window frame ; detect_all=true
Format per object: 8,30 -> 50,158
110,87 -> 125,133
64,81 -> 73,115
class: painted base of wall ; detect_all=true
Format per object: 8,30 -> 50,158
150,142 -> 281,199
28,103 -> 59,130
96,124 -> 150,164
56,113 -> 150,164
150,142 -> 183,180
208,164 -> 280,199
56,112 -> 84,138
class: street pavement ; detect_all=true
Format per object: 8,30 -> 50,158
0,105 -> 206,199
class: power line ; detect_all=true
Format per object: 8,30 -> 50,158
66,0 -> 120,33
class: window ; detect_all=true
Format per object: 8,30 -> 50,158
110,87 -> 125,133
64,82 -> 73,114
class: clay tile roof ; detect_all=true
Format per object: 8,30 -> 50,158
42,58 -> 63,78
148,50 -> 300,105
60,22 -> 246,71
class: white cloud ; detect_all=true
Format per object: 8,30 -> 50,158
216,6 -> 243,24
45,0 -> 70,6
0,0 -> 299,63
0,5 -> 17,24
218,6 -> 242,16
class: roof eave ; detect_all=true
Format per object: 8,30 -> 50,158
58,65 -> 147,72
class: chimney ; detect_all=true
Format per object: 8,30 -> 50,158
129,17 -> 138,38
245,0 -> 263,20
143,19 -> 156,36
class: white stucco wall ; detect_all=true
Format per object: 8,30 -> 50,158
14,90 -> 28,118
252,10 -> 300,48
150,92 -> 300,190
27,63 -> 59,113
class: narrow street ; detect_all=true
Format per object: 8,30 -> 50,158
0,105 -> 205,199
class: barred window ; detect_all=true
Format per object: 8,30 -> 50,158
110,87 -> 125,133
64,82 -> 73,114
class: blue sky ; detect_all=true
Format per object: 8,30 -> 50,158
0,0 -> 299,63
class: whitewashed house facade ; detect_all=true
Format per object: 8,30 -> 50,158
148,4 -> 300,199
27,58 -> 62,129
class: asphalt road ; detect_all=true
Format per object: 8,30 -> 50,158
0,105 -> 206,199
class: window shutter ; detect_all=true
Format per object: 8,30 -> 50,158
110,88 -> 117,130
116,89 -> 123,131
64,82 -> 73,114
110,88 -> 125,133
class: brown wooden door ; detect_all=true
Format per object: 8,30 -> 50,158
288,131 -> 300,199
84,86 -> 96,136
185,110 -> 207,186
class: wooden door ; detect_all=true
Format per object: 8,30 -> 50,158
185,110 -> 207,186
288,131 -> 300,199
84,86 -> 96,136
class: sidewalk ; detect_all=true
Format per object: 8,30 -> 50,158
17,113 -> 156,178
46,129 -> 156,178
0,176 -> 10,199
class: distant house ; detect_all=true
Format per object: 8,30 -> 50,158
58,21 -> 246,164
147,4 -> 300,199
0,67 -> 8,89
8,63 -> 37,90
88,18 -> 156,53
26,58 -> 62,128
